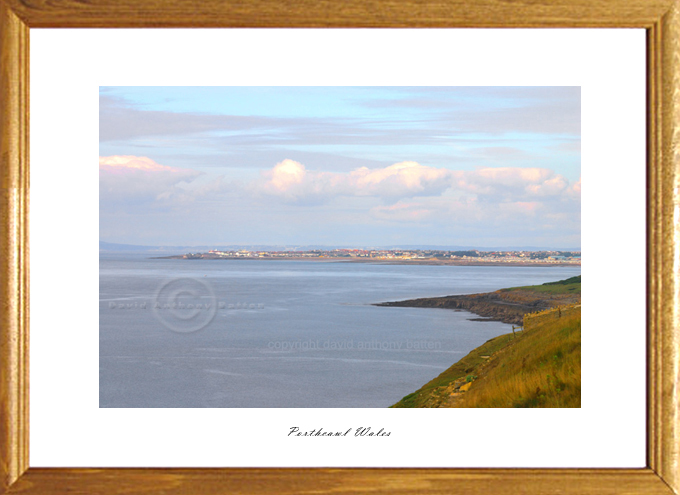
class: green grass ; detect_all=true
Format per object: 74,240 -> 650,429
542,275 -> 581,285
501,275 -> 581,295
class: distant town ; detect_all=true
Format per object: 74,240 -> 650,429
159,249 -> 581,266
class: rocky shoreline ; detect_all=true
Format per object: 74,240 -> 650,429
374,287 -> 580,325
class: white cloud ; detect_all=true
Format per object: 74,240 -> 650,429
525,175 -> 569,197
259,159 -> 454,204
567,176 -> 581,197
350,161 -> 452,198
100,156 -> 580,247
99,155 -> 203,205
257,160 -> 578,209
367,193 -> 574,234
370,200 -> 438,223
455,167 -> 573,203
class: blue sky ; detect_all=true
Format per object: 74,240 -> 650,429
99,86 -> 580,248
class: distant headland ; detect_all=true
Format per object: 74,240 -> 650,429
151,248 -> 581,267
375,275 -> 581,325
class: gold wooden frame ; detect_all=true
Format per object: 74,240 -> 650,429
1,1 -> 678,493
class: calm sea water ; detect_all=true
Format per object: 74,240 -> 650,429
99,253 -> 581,408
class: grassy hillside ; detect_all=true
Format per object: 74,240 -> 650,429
506,275 -> 581,295
392,333 -> 518,408
391,276 -> 581,408
458,309 -> 580,407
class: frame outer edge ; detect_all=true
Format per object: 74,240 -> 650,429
0,0 -> 674,28
0,1 -> 675,494
0,0 -> 29,491
654,0 -> 680,493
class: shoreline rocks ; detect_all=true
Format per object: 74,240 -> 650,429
374,289 -> 579,326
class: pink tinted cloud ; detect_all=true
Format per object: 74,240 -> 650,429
458,167 -> 575,201
350,161 -> 452,198
100,155 -> 176,172
473,167 -> 552,186
507,201 -> 540,214
99,155 -> 200,177
259,159 -> 345,204
257,160 -> 580,208
260,159 -> 453,203
525,175 -> 569,196
100,155 -> 202,204
568,176 -> 581,197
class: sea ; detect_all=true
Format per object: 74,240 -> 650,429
99,253 -> 581,408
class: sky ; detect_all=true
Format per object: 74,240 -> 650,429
99,86 -> 580,249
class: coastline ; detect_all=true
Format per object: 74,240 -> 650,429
373,285 -> 580,325
389,305 -> 582,408
149,255 -> 580,267
380,276 -> 581,408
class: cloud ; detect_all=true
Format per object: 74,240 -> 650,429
256,159 -> 579,210
99,155 -> 203,205
357,87 -> 581,135
100,156 -> 580,248
99,95 -> 291,143
453,99 -> 580,135
258,160 -> 343,205
99,87 -> 580,247
455,167 -> 572,203
100,155 -> 191,173
100,156 -> 579,221
249,159 -> 580,246
350,162 -> 452,198
370,200 -> 440,222
368,193 -> 573,232
565,176 -> 581,199
101,88 -> 580,150
470,167 -> 552,186
258,159 -> 454,204
525,175 -> 569,197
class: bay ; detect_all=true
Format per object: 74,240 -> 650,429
99,253 -> 581,408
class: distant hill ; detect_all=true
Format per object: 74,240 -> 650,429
99,241 -> 191,253
99,241 -> 259,253
100,241 -> 159,252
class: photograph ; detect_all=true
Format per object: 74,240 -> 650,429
99,86 -> 581,408
4,1 -> 678,491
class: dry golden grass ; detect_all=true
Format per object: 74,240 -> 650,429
458,309 -> 581,408
391,332 -> 517,407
